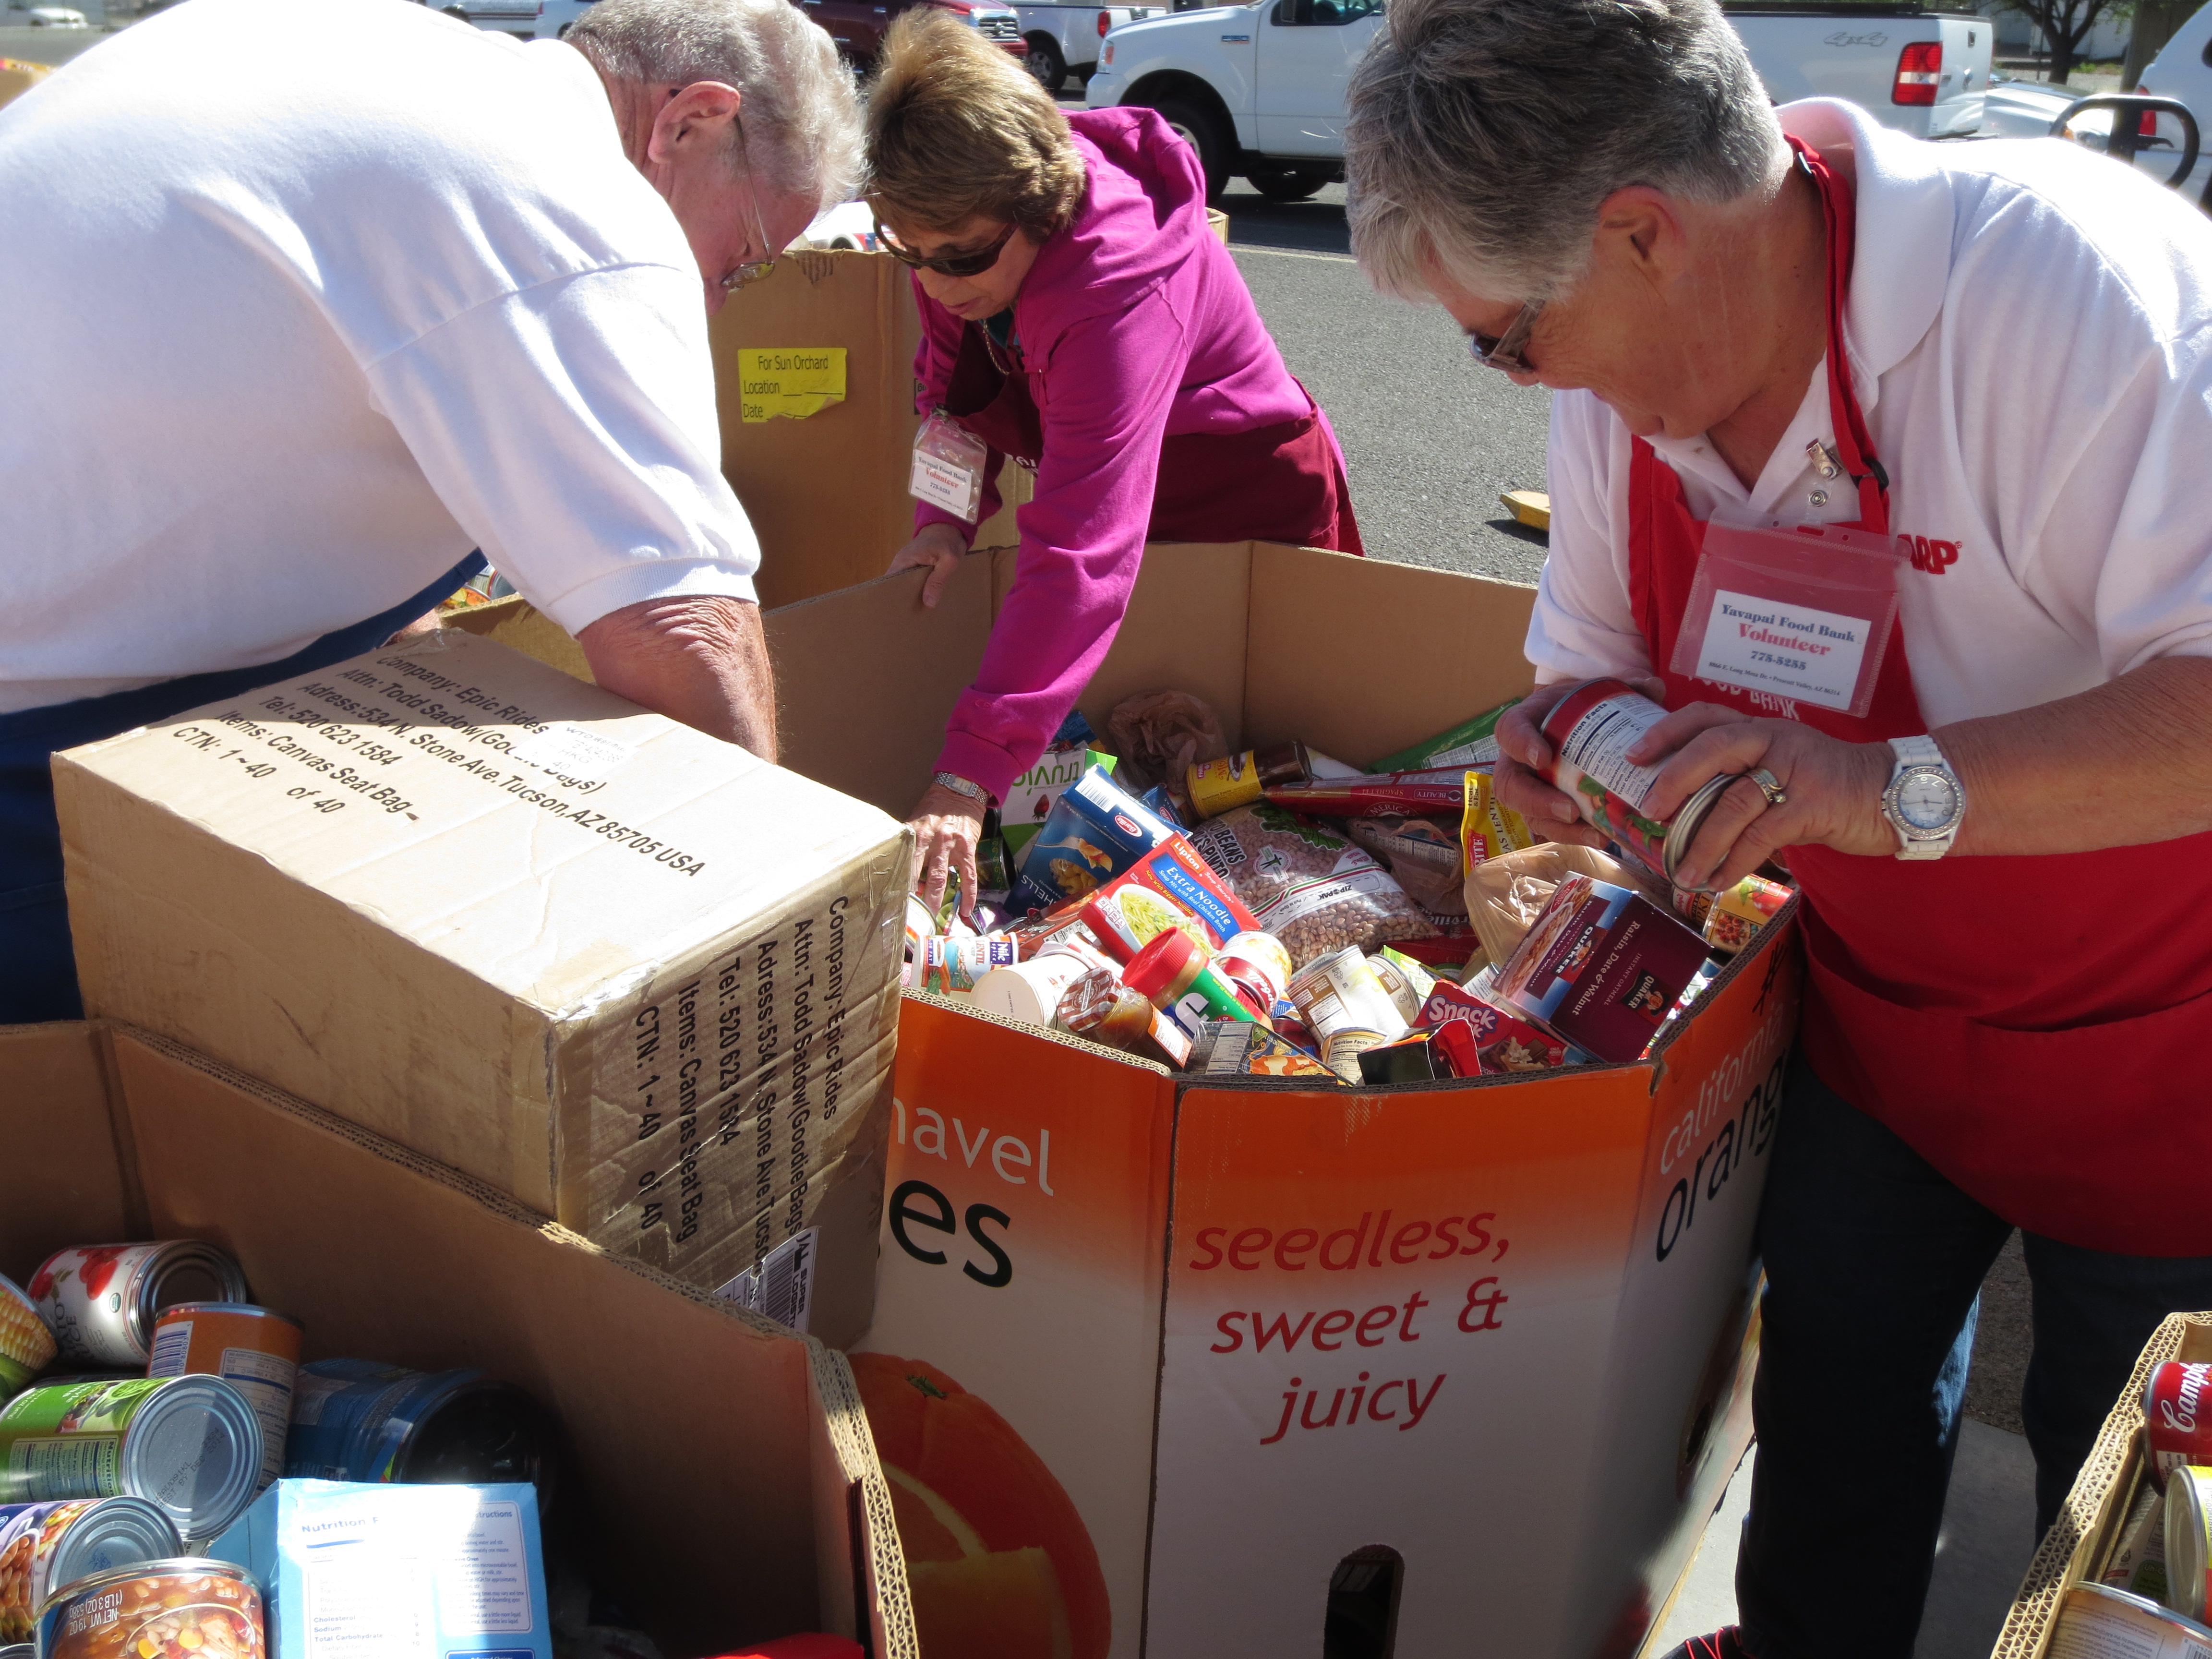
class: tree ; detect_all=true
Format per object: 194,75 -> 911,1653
2000,0 -> 2131,87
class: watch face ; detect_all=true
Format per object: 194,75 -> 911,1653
1896,769 -> 1959,831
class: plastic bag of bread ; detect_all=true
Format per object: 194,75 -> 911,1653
1186,803 -> 1436,970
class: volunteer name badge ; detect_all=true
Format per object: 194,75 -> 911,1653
910,407 -> 989,523
1668,518 -> 1906,720
1693,591 -> 1870,711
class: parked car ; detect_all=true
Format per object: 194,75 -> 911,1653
441,0 -> 596,40
800,0 -> 1026,71
1015,4 -> 1163,91
2134,1 -> 2212,195
1086,0 -> 1992,199
1977,65 -> 2209,202
0,0 -> 88,24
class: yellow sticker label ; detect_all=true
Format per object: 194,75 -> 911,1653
737,348 -> 848,422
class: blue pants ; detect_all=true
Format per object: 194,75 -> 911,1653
0,552 -> 483,1025
1736,1057 -> 2212,1659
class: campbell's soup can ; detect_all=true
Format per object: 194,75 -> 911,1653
36,1559 -> 263,1659
1539,680 -> 1736,884
26,1246 -> 248,1370
146,1307 -> 300,1494
2148,1361 -> 2212,1490
0,1498 -> 179,1642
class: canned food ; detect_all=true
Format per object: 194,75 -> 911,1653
0,1499 -> 180,1641
26,1246 -> 248,1370
1539,681 -> 1737,884
917,934 -> 1017,996
2048,1583 -> 2212,1659
145,1307 -> 300,1495
1366,952 -> 1435,1025
35,1560 -> 262,1659
971,952 -> 1102,1026
1,1643 -> 27,1659
286,1361 -> 559,1512
0,1379 -> 262,1542
1286,947 -> 1409,1083
1672,873 -> 1793,956
1217,931 -> 1293,1008
2168,1464 -> 2212,1620
0,1281 -> 53,1399
2149,1361 -> 2212,1491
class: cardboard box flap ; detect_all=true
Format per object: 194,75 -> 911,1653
20,1022 -> 919,1658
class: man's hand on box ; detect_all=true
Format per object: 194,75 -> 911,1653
910,783 -> 986,920
888,521 -> 972,610
1632,704 -> 1892,890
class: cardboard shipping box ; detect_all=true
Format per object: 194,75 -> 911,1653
466,541 -> 1794,1659
1989,1311 -> 2212,1659
54,629 -> 908,1347
709,248 -> 1031,608
0,1019 -> 917,1659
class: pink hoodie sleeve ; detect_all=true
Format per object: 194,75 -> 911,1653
910,279 -> 1005,541
935,299 -> 1186,804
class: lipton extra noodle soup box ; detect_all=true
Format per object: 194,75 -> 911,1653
53,630 -> 909,1348
458,540 -> 1802,1659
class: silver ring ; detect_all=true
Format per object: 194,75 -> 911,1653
1747,767 -> 1788,809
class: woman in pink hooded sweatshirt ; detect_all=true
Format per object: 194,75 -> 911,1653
866,10 -> 1362,913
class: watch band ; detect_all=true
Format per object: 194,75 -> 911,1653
1883,736 -> 1962,861
931,770 -> 989,806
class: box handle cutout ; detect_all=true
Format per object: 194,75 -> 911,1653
1325,1544 -> 1402,1659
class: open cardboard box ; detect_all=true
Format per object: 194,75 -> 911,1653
1990,1311 -> 2212,1659
0,1018 -> 919,1659
709,249 -> 1028,609
457,541 -> 1801,1659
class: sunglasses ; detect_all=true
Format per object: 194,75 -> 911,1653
1468,298 -> 1545,374
873,214 -> 1019,278
720,114 -> 777,294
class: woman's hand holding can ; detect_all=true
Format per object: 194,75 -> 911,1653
1494,681 -> 1628,852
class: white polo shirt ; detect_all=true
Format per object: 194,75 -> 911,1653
1532,99 -> 2212,726
0,0 -> 757,715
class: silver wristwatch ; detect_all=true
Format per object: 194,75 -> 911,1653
931,770 -> 989,806
1880,736 -> 1964,860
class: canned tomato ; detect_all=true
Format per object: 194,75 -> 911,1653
288,1361 -> 559,1512
0,1379 -> 262,1543
1286,947 -> 1409,1084
26,1246 -> 248,1370
2167,1465 -> 2212,1620
145,1307 -> 300,1495
0,1280 -> 54,1399
2048,1583 -> 2212,1659
2148,1361 -> 2212,1491
1673,873 -> 1793,956
35,1560 -> 262,1659
1539,680 -> 1737,884
0,1498 -> 179,1641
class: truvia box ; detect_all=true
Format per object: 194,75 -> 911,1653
210,1478 -> 550,1659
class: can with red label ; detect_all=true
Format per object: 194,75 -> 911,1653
146,1307 -> 301,1494
1539,680 -> 1737,884
25,1247 -> 249,1370
2148,1361 -> 2212,1490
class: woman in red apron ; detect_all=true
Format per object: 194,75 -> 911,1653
1462,136 -> 2212,1659
864,12 -> 1361,912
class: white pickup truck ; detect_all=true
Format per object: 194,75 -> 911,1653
1085,1 -> 1993,198
1016,3 -> 1166,89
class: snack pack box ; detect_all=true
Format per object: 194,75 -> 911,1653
1491,876 -> 1710,1064
1010,767 -> 1180,915
1417,981 -> 1576,1072
209,1479 -> 552,1659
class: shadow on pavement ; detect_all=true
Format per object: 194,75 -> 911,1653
1218,197 -> 1352,257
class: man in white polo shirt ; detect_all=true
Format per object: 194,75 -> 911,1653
1349,0 -> 2212,1654
0,0 -> 860,1023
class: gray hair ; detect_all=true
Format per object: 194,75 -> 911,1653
1346,0 -> 1783,302
569,0 -> 863,213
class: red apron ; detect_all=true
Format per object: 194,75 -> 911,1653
1627,139 -> 2212,1258
942,320 -> 1364,554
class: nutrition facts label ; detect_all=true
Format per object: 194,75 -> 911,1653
5,1434 -> 121,1499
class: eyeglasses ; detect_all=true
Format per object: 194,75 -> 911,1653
721,114 -> 777,294
872,214 -> 1019,278
1468,298 -> 1545,373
